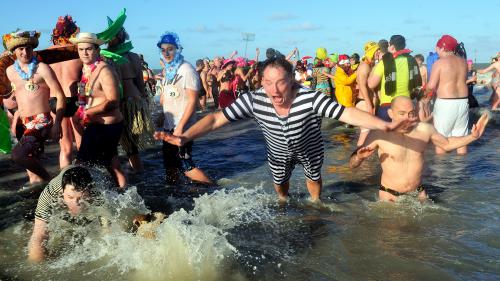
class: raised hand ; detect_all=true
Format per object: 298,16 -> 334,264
356,146 -> 375,160
471,112 -> 489,139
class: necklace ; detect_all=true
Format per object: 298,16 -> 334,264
14,57 -> 39,93
78,57 -> 102,108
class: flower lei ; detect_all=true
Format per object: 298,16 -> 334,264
161,52 -> 184,82
76,57 -> 102,125
14,57 -> 37,80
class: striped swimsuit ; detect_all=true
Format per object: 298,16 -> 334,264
222,87 -> 345,184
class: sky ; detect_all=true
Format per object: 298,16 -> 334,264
1,0 -> 499,68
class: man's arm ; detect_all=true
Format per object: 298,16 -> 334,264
357,64 -> 374,113
339,107 -> 409,131
85,66 -> 120,116
285,47 -> 298,61
477,62 -> 499,74
132,55 -> 147,97
367,64 -> 382,90
349,131 -> 378,168
425,61 -> 441,95
156,111 -> 230,146
39,63 -> 65,139
430,113 -> 489,151
173,88 -> 198,136
28,218 -> 48,263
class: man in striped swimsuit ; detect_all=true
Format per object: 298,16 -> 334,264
156,57 -> 408,202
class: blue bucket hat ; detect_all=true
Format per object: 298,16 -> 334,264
157,32 -> 181,49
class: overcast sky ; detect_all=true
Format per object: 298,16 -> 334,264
1,0 -> 499,68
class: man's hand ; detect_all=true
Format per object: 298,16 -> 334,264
471,112 -> 489,140
51,123 -> 62,140
153,131 -> 185,146
356,146 -> 375,160
384,117 -> 418,132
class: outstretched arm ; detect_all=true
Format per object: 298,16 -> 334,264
477,62 -> 498,74
28,218 -> 48,263
339,107 -> 415,131
430,113 -> 489,151
155,111 -> 230,146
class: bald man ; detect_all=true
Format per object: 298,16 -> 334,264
349,96 -> 489,202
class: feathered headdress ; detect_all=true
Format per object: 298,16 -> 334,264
51,15 -> 79,45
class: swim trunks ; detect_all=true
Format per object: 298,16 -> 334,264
162,139 -> 196,173
76,121 -> 124,167
379,185 -> 425,197
433,97 -> 469,137
18,112 -> 53,157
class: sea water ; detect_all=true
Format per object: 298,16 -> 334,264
0,88 -> 498,280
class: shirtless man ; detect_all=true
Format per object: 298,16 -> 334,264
5,30 -> 65,186
208,57 -> 222,109
70,33 -> 125,187
49,15 -> 83,169
478,52 -> 500,110
195,59 -> 209,111
349,96 -> 488,202
355,41 -> 380,146
424,35 -> 469,155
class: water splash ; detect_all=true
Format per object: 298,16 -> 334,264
43,185 -> 274,281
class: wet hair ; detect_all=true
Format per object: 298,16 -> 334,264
265,48 -> 285,60
260,56 -> 294,78
389,35 -> 406,51
414,54 -> 424,62
62,166 -> 94,192
378,39 -> 389,53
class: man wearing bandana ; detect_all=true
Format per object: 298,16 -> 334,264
155,32 -> 213,185
4,30 -> 65,187
424,35 -> 470,155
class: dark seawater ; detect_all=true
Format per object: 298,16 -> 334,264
0,86 -> 498,281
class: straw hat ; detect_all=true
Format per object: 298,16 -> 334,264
69,32 -> 105,46
3,30 -> 40,52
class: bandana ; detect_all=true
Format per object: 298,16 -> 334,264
436,35 -> 458,52
161,52 -> 184,82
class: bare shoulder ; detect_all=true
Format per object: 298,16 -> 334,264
358,62 -> 370,75
36,62 -> 54,76
414,122 -> 434,135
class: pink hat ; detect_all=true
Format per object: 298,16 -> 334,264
221,59 -> 235,69
338,54 -> 349,65
235,57 -> 247,68
467,59 -> 473,65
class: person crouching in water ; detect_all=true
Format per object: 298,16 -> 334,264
28,165 -> 105,262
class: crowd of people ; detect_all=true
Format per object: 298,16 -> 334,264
0,10 -> 494,263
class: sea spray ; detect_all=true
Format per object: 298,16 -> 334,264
45,185 -> 274,281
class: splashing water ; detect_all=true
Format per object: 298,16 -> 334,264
39,185 -> 274,281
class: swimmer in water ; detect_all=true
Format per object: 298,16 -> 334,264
349,96 -> 489,202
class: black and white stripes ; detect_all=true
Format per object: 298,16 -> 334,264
222,87 -> 344,184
